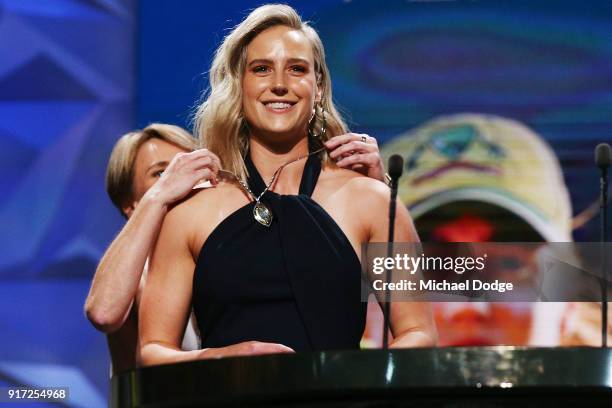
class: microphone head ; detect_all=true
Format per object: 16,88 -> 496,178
388,154 -> 404,180
595,143 -> 611,169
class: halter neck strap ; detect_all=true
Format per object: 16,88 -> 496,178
245,152 -> 321,198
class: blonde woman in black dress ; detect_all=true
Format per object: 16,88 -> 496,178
139,4 -> 437,365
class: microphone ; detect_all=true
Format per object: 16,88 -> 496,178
383,155 -> 404,349
388,154 -> 404,188
595,143 -> 610,347
596,143 -> 612,169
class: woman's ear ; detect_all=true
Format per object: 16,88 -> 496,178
122,202 -> 136,219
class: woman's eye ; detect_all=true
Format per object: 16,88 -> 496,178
253,65 -> 270,73
153,170 -> 164,177
290,65 -> 307,73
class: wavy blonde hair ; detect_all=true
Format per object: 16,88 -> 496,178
194,4 -> 347,180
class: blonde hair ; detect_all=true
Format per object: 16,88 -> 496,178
105,123 -> 196,216
194,4 -> 347,180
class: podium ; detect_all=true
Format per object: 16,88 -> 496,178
111,347 -> 612,407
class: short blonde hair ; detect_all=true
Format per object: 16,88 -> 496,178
194,4 -> 347,180
105,123 -> 196,215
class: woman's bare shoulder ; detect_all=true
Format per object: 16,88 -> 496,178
319,165 -> 389,200
165,181 -> 248,225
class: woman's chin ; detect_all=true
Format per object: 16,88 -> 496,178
250,132 -> 309,153
254,127 -> 307,142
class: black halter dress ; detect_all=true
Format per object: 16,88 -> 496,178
192,153 -> 367,351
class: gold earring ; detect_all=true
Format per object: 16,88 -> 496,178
309,103 -> 326,138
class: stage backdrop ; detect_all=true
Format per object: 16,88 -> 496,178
1,0 -> 611,406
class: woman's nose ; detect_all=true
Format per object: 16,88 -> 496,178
271,72 -> 288,96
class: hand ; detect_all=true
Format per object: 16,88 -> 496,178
146,148 -> 221,206
325,133 -> 385,182
199,341 -> 295,359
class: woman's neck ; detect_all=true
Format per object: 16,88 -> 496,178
249,136 -> 310,194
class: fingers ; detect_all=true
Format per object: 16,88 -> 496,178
194,168 -> 217,186
326,133 -> 386,181
202,341 -> 295,359
327,134 -> 378,160
170,149 -> 221,172
168,149 -> 221,183
190,148 -> 221,169
243,341 -> 294,355
336,152 -> 380,168
187,155 -> 220,175
325,133 -> 375,150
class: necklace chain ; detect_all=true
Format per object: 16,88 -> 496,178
220,146 -> 325,203
216,146 -> 325,227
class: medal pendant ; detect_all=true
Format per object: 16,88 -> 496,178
253,202 -> 273,227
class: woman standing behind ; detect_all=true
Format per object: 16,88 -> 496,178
85,124 -> 220,373
139,4 -> 437,365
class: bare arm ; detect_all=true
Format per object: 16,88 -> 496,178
84,194 -> 167,333
364,181 -> 438,348
84,149 -> 220,333
138,202 -> 203,365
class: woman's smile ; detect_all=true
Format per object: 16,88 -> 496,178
262,100 -> 297,114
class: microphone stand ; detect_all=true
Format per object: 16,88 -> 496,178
383,176 -> 399,349
600,163 -> 609,347
596,143 -> 610,347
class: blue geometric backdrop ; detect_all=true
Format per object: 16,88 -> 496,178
0,0 -> 134,406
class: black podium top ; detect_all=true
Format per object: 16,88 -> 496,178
111,347 -> 612,407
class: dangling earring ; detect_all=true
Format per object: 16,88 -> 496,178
309,103 -> 326,139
